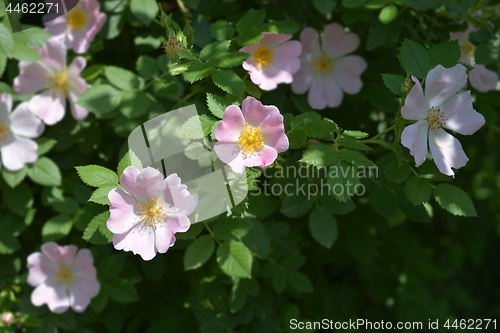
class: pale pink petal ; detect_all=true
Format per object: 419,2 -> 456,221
13,62 -> 49,95
27,252 -> 56,286
214,105 -> 245,142
243,145 -> 278,168
429,128 -> 468,177
322,23 -> 360,57
441,91 -> 485,135
119,166 -> 142,199
163,174 -> 197,216
214,142 -> 246,173
257,66 -> 294,90
107,189 -> 138,234
425,64 -> 468,107
259,113 -> 288,152
10,102 -> 45,138
401,120 -> 429,167
308,77 -> 343,109
154,227 -> 174,254
334,55 -> 367,94
31,283 -> 70,314
44,17 -> 68,38
112,225 -> 157,261
401,76 -> 427,121
135,166 -> 164,195
68,92 -> 89,120
71,249 -> 97,281
165,214 -> 191,233
0,138 -> 38,171
274,40 -> 302,59
292,66 -> 314,94
242,96 -> 280,127
68,277 -> 100,312
29,91 -> 66,125
0,93 -> 13,117
41,242 -> 78,265
68,56 -> 87,75
44,38 -> 67,67
469,65 -> 498,92
299,27 -> 321,59
259,32 -> 292,48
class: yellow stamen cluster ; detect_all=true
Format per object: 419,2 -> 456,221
67,7 -> 87,31
56,266 -> 75,286
161,37 -> 182,55
461,40 -> 475,60
46,69 -> 70,97
135,197 -> 170,229
427,106 -> 448,130
237,123 -> 264,157
0,120 -> 9,142
312,51 -> 336,76
254,45 -> 275,70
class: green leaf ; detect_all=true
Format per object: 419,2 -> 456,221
287,128 -> 307,149
27,157 -> 62,186
129,0 -> 159,26
399,39 -> 430,79
301,144 -> 339,167
81,64 -> 106,82
208,52 -> 250,68
288,271 -> 313,293
108,277 -> 140,303
212,70 -> 245,97
281,254 -> 306,271
214,219 -> 252,241
2,165 -> 27,188
207,93 -> 230,119
120,90 -> 150,118
379,4 -> 398,24
312,0 -> 337,14
235,30 -> 263,47
280,194 -> 315,218
136,55 -> 159,79
200,40 -> 232,61
178,114 -> 216,139
11,43 -> 42,62
428,40 -> 461,68
302,119 -> 338,138
404,176 -> 432,205
370,183 -> 398,219
36,138 -> 58,156
381,73 -> 405,96
337,137 -> 372,151
89,186 -> 117,205
98,255 -> 126,280
433,184 -> 477,217
83,212 -> 113,245
91,285 -> 109,314
327,160 -> 361,202
272,269 -> 287,293
184,235 -> 216,270
339,149 -> 376,167
105,66 -> 143,91
366,25 -> 388,51
50,197 -> 79,216
117,150 -> 143,176
210,20 -> 235,41
236,8 -> 266,34
0,215 -> 23,254
76,165 -> 119,187
241,218 -> 271,258
309,205 -> 338,249
0,24 -> 14,56
216,241 -> 253,278
76,84 -> 123,115
384,159 -> 411,183
183,62 -> 214,83
42,215 -> 73,242
175,222 -> 203,240
474,43 -> 498,66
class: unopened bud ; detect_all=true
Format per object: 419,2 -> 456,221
183,20 -> 195,38
401,76 -> 413,96
2,312 -> 13,326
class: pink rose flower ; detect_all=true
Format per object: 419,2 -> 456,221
13,38 -> 89,125
401,64 -> 485,177
450,24 -> 499,92
292,23 -> 367,110
107,166 -> 198,261
27,242 -> 100,314
214,96 -> 289,173
240,32 -> 302,91
0,93 -> 44,171
44,0 -> 106,54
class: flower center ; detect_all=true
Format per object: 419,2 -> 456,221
47,69 -> 71,97
427,106 -> 447,130
56,265 -> 75,286
312,51 -> 336,76
67,7 -> 87,31
0,120 -> 9,142
237,122 -> 264,157
461,40 -> 475,60
135,196 -> 170,229
254,45 -> 275,70
161,37 -> 182,55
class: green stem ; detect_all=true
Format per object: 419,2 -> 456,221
360,124 -> 396,143
176,0 -> 189,19
170,91 -> 197,111
203,221 -> 221,245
